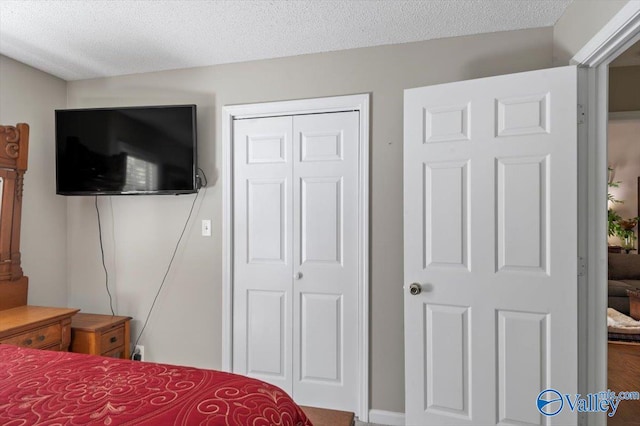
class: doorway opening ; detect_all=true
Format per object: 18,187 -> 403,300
605,39 -> 640,425
571,4 -> 640,425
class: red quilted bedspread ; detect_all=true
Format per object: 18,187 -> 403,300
0,345 -> 311,425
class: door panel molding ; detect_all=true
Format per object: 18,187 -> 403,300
423,160 -> 470,270
246,289 -> 287,378
300,292 -> 343,383
246,178 -> 287,264
495,155 -> 549,275
222,94 -> 369,420
424,303 -> 470,419
301,176 -> 343,265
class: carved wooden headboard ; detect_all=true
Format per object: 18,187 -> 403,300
0,123 -> 29,311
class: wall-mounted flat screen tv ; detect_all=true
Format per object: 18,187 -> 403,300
55,105 -> 197,195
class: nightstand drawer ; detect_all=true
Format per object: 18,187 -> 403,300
100,326 -> 124,353
0,323 -> 61,349
103,345 -> 125,359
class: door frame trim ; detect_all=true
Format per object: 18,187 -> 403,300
221,93 -> 370,420
572,3 -> 640,425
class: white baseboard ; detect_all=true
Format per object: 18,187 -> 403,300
368,409 -> 405,426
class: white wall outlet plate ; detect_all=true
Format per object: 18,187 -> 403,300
134,345 -> 145,361
202,219 -> 212,237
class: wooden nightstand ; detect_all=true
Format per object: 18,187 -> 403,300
70,313 -> 132,359
0,305 -> 80,351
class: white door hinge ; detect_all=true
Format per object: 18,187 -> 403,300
578,104 -> 585,125
578,256 -> 587,277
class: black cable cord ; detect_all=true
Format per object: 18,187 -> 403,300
95,196 -> 115,316
131,190 -> 201,359
197,167 -> 208,188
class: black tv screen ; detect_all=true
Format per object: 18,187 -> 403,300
55,105 -> 197,195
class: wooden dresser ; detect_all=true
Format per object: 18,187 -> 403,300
0,305 -> 79,351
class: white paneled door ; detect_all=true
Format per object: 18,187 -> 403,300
233,111 -> 359,412
404,67 -> 578,425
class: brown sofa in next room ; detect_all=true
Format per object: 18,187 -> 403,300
608,253 -> 640,315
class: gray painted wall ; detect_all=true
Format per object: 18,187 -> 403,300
610,65 -> 640,112
0,55 -> 68,307
65,27 -> 553,413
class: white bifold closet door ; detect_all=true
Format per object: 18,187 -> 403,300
232,111 -> 359,412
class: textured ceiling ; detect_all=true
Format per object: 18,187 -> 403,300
0,0 -> 572,81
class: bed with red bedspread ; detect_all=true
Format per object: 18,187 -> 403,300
0,345 -> 311,425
